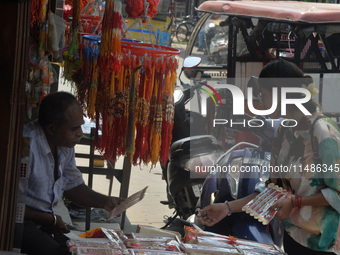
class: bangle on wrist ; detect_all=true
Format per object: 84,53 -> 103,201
224,200 -> 232,216
51,213 -> 57,226
291,196 -> 302,210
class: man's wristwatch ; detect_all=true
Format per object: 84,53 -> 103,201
51,213 -> 57,226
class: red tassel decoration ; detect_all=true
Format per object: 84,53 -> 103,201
160,58 -> 177,166
148,58 -> 165,166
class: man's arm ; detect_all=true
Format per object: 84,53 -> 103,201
63,183 -> 122,212
25,206 -> 55,226
25,206 -> 69,233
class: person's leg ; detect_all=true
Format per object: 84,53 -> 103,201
21,221 -> 68,255
284,231 -> 335,255
198,29 -> 205,50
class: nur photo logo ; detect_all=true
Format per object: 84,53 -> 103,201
198,81 -> 312,128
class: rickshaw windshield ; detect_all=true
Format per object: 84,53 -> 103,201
186,13 -> 231,68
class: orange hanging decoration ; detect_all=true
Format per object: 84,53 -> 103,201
125,0 -> 160,23
30,0 -> 48,27
65,24 -> 181,166
140,59 -> 156,164
95,0 -> 123,161
99,55 -> 130,162
81,35 -> 100,119
97,0 -> 123,82
146,0 -> 160,19
160,57 -> 177,167
148,57 -> 166,166
133,56 -> 153,165
125,0 -> 144,19
126,58 -> 141,158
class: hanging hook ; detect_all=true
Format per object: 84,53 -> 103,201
144,0 -> 150,19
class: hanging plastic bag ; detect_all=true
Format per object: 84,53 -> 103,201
48,11 -> 66,59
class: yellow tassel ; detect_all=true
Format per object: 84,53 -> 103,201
164,72 -> 171,96
87,59 -> 98,119
150,133 -> 161,165
88,86 -> 97,119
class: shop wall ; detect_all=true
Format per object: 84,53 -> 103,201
0,0 -> 30,251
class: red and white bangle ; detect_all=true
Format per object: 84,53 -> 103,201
224,200 -> 232,216
291,196 -> 302,210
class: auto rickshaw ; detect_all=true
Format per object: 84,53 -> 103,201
185,1 -> 340,116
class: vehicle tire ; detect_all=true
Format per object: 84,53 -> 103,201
186,22 -> 195,39
213,52 -> 222,65
176,23 -> 189,42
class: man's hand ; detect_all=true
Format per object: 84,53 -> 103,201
103,196 -> 125,212
64,184 -> 125,212
270,198 -> 293,220
25,207 -> 69,234
197,203 -> 229,227
52,214 -> 70,234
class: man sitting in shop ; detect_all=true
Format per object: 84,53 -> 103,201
20,91 -> 123,255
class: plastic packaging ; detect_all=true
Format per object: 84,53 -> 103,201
181,243 -> 243,255
242,183 -> 290,225
124,239 -> 181,252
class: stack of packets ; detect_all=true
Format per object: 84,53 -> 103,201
67,226 -> 286,254
67,228 -> 129,254
182,226 -> 286,255
67,227 -> 183,254
242,183 -> 290,225
125,233 -> 182,254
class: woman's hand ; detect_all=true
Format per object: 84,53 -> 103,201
197,203 -> 229,227
270,198 -> 294,220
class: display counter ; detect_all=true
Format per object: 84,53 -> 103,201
65,225 -> 286,254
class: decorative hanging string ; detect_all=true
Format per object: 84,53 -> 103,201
100,55 -> 131,161
97,0 -> 123,83
87,41 -> 179,165
62,0 -> 83,90
82,35 -> 100,118
61,0 -> 181,166
148,57 -> 166,166
133,55 -> 154,165
30,0 -> 48,27
126,59 -> 142,159
160,57 -> 177,167
62,29 -> 81,85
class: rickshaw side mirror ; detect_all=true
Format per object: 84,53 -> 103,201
180,56 -> 202,85
183,56 -> 202,69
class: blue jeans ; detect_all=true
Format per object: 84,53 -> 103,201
198,29 -> 205,47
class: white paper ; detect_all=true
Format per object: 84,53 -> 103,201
107,186 -> 148,220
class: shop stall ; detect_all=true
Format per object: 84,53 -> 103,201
0,0 -> 179,250
15,0 -> 182,238
63,225 -> 286,254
